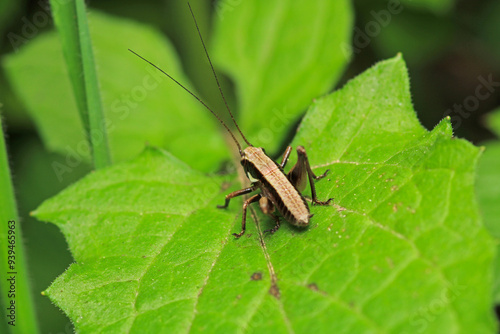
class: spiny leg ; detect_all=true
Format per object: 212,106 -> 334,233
233,194 -> 261,238
289,146 -> 333,205
217,185 -> 257,209
258,196 -> 281,235
264,214 -> 281,235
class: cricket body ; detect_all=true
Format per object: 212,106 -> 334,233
222,145 -> 333,238
130,3 -> 333,238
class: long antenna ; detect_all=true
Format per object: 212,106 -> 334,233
187,2 -> 252,147
128,49 -> 243,154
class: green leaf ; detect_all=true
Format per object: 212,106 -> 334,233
0,117 -> 40,334
2,11 -> 228,173
211,0 -> 352,152
50,0 -> 111,169
34,56 -> 496,333
476,108 -> 500,302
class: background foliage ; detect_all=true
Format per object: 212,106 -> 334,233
0,0 -> 499,333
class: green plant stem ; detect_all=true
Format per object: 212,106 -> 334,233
50,0 -> 111,169
0,117 -> 40,334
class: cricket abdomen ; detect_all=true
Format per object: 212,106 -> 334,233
243,147 -> 311,227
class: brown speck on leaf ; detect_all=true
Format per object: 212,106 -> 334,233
393,204 -> 398,212
269,283 -> 280,299
251,272 -> 262,281
307,283 -> 319,292
236,294 -> 242,299
391,185 -> 398,191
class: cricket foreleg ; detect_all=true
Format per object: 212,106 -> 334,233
233,194 -> 261,238
288,146 -> 333,205
217,185 -> 257,209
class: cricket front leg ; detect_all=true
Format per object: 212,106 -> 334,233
217,185 -> 257,209
233,194 -> 261,238
288,146 -> 333,205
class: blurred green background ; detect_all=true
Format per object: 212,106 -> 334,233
0,0 -> 499,332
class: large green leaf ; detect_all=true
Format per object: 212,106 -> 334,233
2,11 -> 228,173
211,0 -> 352,152
34,56 -> 496,333
477,108 -> 500,302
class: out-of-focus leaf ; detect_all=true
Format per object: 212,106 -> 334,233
477,108 -> 500,302
399,0 -> 455,15
2,11 -> 229,173
211,0 -> 352,152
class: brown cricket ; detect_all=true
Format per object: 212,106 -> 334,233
130,3 -> 333,238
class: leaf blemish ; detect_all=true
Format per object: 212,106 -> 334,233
269,283 -> 280,299
250,272 -> 263,281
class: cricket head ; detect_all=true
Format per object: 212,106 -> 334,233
240,146 -> 266,183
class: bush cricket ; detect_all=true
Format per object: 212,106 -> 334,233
129,3 -> 333,238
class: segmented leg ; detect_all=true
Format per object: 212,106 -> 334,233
217,185 -> 257,209
233,194 -> 261,238
263,214 -> 281,234
288,146 -> 333,205
279,146 -> 292,169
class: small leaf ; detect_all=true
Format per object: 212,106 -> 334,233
35,56 -> 495,333
2,11 -> 228,172
212,0 -> 352,152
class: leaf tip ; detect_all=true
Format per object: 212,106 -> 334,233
433,116 -> 454,137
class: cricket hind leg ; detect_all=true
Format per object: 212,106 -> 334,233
287,146 -> 333,205
258,196 -> 281,235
